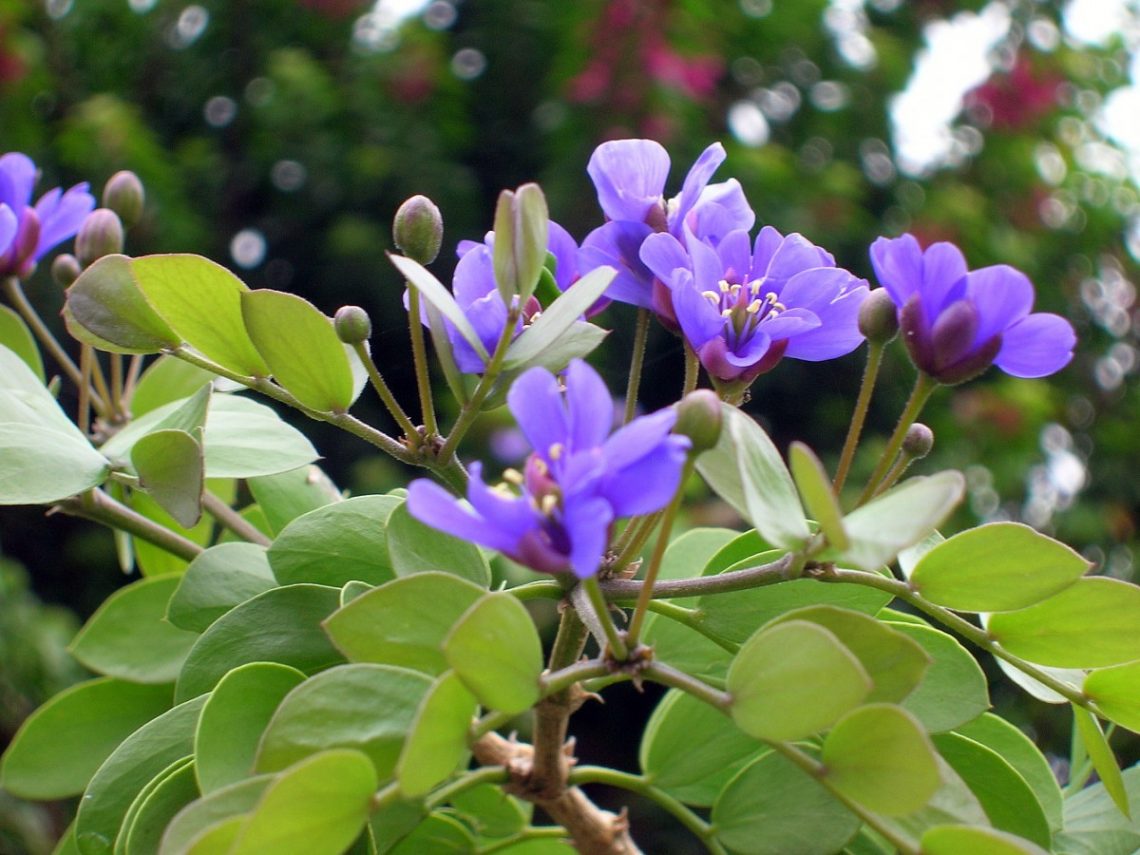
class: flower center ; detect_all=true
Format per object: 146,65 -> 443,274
701,278 -> 785,346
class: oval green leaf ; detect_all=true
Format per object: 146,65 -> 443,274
640,689 -> 765,806
166,543 -> 276,632
910,522 -> 1090,612
0,423 -> 111,505
444,592 -> 543,715
988,577 -> 1140,668
195,662 -> 306,794
231,749 -> 378,855
241,289 -> 354,412
246,464 -> 342,536
0,678 -> 172,800
385,502 -> 491,588
0,305 -> 44,380
1085,660 -> 1140,734
174,584 -> 343,703
123,757 -> 200,855
1073,705 -> 1131,818
389,254 -> 488,360
132,429 -> 205,528
711,751 -> 858,855
255,664 -> 431,781
159,775 -> 273,855
396,670 -> 478,797
502,265 -> 615,369
838,472 -> 965,571
921,825 -> 1051,855
789,441 -> 849,550
65,254 -> 181,354
70,576 -> 199,684
268,495 -> 401,587
885,622 -> 991,733
323,571 -> 485,674
727,620 -> 871,741
821,703 -> 940,817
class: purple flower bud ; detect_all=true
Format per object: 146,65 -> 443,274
393,195 -> 443,264
673,389 -> 722,452
102,170 -> 145,228
51,253 -> 81,288
75,208 -> 125,267
902,423 -> 934,459
857,288 -> 899,344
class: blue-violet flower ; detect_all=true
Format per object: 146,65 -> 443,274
870,234 -> 1076,384
0,153 -> 95,278
642,225 -> 869,383
407,359 -> 691,578
581,139 -> 754,314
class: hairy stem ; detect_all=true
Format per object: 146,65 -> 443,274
682,341 -> 700,396
582,576 -> 629,661
55,489 -> 204,561
856,371 -> 936,507
599,552 -> 799,600
406,288 -> 439,436
352,341 -> 421,449
201,490 -> 271,546
643,662 -> 731,711
623,308 -> 651,425
834,340 -> 883,494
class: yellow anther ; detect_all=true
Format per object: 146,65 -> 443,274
531,457 -> 549,475
773,301 -> 786,312
750,280 -> 761,295
502,468 -> 524,485
549,442 -> 564,461
729,283 -> 741,297
702,290 -> 721,303
718,280 -> 731,293
746,300 -> 762,314
540,494 -> 559,515
492,482 -> 515,497
764,291 -> 779,304
721,308 -> 733,318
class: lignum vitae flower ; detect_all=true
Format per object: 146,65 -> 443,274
870,233 -> 1076,384
580,139 -> 754,316
642,225 -> 869,383
407,359 -> 690,578
0,153 -> 95,279
433,220 -> 583,374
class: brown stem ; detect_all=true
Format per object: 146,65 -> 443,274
55,490 -> 203,561
599,552 -> 799,600
201,490 -> 271,546
531,608 -> 589,795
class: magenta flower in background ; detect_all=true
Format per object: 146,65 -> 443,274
642,225 -> 869,383
0,153 -> 95,278
871,234 -> 1076,384
407,359 -> 690,578
581,139 -> 754,312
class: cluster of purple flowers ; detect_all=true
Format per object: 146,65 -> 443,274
0,153 -> 94,279
408,359 -> 690,579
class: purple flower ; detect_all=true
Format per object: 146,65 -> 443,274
870,234 -> 1076,384
642,225 -> 869,383
440,221 -> 583,373
407,359 -> 690,578
0,153 -> 95,278
582,140 -> 754,311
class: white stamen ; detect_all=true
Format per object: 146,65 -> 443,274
549,442 -> 564,460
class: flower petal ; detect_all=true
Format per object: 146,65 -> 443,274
466,463 -> 542,541
671,142 -> 726,232
602,408 -> 677,471
587,139 -> 670,223
601,434 -> 689,517
767,233 -> 829,282
580,221 -> 656,308
671,269 -> 723,348
562,494 -> 614,579
919,241 -> 969,312
507,366 -> 568,459
783,284 -> 869,360
966,264 -> 1035,344
0,153 -> 36,211
565,359 -> 614,452
715,229 -> 753,282
994,312 -> 1076,378
0,205 -> 17,254
639,232 -> 690,284
35,183 -> 94,259
407,478 -> 522,555
548,220 -> 580,289
452,243 -> 496,307
870,234 -> 924,307
692,179 -> 754,237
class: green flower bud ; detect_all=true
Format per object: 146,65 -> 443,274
673,389 -> 723,453
902,423 -> 934,459
50,253 -> 82,288
334,305 -> 372,344
102,170 -> 145,229
858,288 -> 900,344
393,195 -> 443,264
75,208 -> 125,267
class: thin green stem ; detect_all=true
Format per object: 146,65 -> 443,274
56,489 -> 204,561
856,372 -> 936,507
765,742 -> 920,855
625,460 -> 694,646
568,766 -> 726,855
826,568 -> 1100,713
437,307 -> 520,463
643,662 -> 731,712
478,827 -> 570,854
873,449 -> 919,499
834,341 -> 883,494
470,709 -> 516,741
78,343 -> 93,435
644,601 -> 738,653
600,551 -> 799,600
110,352 -> 124,417
581,576 -> 629,661
406,288 -> 439,436
122,354 -> 144,408
507,580 -> 565,601
623,308 -> 651,425
423,765 -> 509,809
682,341 -> 700,396
3,275 -> 108,415
609,510 -> 664,574
352,341 -> 421,448
539,660 -> 610,698
201,490 -> 271,546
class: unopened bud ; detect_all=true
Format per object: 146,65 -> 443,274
51,253 -> 82,288
902,423 -> 934,459
102,171 -> 145,228
393,195 -> 443,264
334,305 -> 372,344
858,288 -> 900,344
491,184 -> 549,306
75,209 -> 125,267
673,389 -> 723,453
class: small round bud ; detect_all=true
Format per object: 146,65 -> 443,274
334,305 -> 372,344
51,253 -> 82,288
673,389 -> 723,453
102,170 -> 145,228
392,195 -> 443,264
75,208 -> 125,267
902,423 -> 934,459
858,288 -> 900,344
